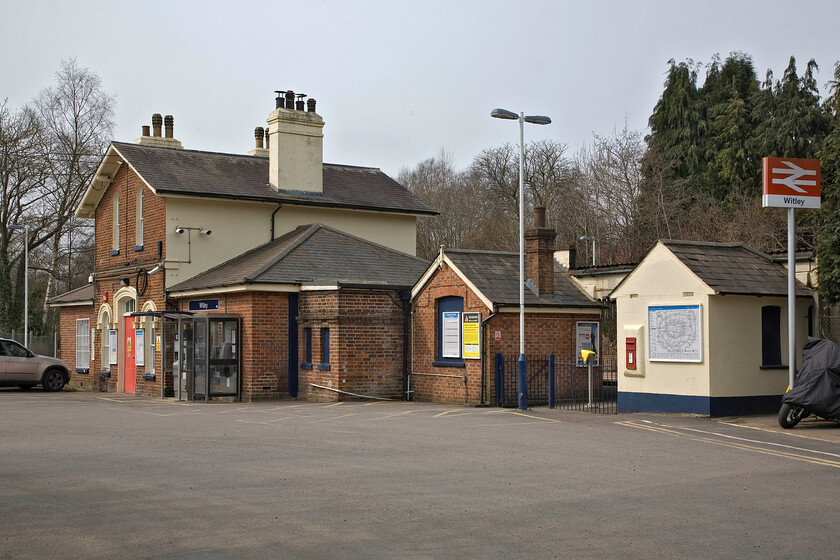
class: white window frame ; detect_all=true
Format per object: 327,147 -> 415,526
76,318 -> 90,370
112,193 -> 120,251
136,184 -> 144,247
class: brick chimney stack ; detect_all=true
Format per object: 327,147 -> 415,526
525,207 -> 557,295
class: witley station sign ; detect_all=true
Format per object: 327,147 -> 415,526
762,157 -> 821,209
761,156 -> 820,389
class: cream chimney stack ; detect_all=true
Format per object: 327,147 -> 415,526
267,90 -> 324,193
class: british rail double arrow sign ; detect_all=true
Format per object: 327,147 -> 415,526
762,157 -> 821,209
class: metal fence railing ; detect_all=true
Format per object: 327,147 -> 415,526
495,353 -> 617,413
0,331 -> 58,357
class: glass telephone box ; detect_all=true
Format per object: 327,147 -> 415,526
177,315 -> 240,401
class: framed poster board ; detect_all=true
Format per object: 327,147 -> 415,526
647,305 -> 702,362
462,312 -> 480,359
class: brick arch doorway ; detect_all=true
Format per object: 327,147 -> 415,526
113,287 -> 137,394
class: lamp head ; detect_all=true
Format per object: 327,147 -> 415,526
524,115 -> 551,125
490,108 -> 518,120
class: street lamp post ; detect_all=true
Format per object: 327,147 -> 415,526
490,108 -> 551,411
580,235 -> 595,266
8,224 -> 29,348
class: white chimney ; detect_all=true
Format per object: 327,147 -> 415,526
267,91 -> 324,193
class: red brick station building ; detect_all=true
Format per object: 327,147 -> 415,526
50,92 -> 601,404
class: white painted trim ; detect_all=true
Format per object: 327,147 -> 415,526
409,251 -> 494,310
168,284 -> 300,299
50,300 -> 94,308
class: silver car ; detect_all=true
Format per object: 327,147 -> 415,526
0,338 -> 69,391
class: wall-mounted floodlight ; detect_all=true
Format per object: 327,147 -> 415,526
175,226 -> 185,234
199,228 -> 212,236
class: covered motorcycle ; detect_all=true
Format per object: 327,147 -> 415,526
779,337 -> 840,428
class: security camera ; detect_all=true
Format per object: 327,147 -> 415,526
175,226 -> 185,234
200,228 -> 212,236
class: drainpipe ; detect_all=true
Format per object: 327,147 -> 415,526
479,306 -> 498,405
401,290 -> 411,401
270,204 -> 282,241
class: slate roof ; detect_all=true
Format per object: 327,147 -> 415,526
662,240 -> 812,297
111,142 -> 437,215
168,224 -> 428,293
445,249 -> 600,308
47,283 -> 94,306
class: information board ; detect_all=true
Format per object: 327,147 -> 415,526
462,312 -> 480,359
648,305 -> 702,362
442,312 -> 461,358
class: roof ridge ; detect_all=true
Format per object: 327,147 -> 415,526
446,248 -> 517,256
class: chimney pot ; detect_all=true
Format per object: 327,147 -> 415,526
307,98 -> 317,112
142,125 -> 150,137
275,91 -> 284,109
164,115 -> 174,138
285,90 -> 295,110
534,206 -> 546,228
255,127 -> 265,149
295,99 -> 305,111
152,113 -> 163,137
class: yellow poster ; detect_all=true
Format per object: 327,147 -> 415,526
462,312 -> 480,359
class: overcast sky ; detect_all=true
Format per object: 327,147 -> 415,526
3,0 -> 840,179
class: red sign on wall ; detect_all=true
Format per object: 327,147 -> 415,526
762,157 -> 821,209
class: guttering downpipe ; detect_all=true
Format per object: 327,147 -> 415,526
270,204 -> 282,241
480,306 -> 499,405
401,290 -> 411,401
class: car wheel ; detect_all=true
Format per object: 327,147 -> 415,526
18,384 -> 35,391
41,369 -> 67,392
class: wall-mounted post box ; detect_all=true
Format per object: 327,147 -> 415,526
626,337 -> 636,370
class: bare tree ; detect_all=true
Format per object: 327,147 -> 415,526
34,59 -> 114,326
0,100 -> 46,331
578,125 -> 645,263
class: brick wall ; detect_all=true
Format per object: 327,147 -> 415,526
58,304 -> 94,390
411,262 -> 600,405
63,163 -> 171,396
298,289 -> 406,402
173,292 -> 290,401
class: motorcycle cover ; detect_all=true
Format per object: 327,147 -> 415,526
782,337 -> 840,419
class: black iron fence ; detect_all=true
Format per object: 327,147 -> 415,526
495,353 -> 617,413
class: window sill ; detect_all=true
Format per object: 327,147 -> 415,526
142,373 -> 156,381
432,360 -> 465,368
760,365 -> 788,370
75,368 -> 89,375
133,245 -> 144,252
110,250 -> 120,256
99,370 -> 111,377
300,362 -> 313,370
317,363 -> 331,371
